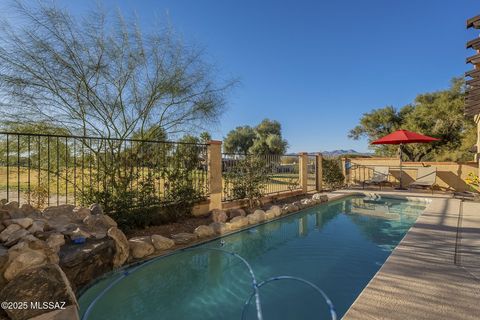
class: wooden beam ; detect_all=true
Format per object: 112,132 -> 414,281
467,37 -> 480,50
467,15 -> 480,29
466,53 -> 480,64
467,78 -> 480,87
466,69 -> 480,79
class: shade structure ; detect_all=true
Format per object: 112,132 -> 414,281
371,130 -> 440,189
371,130 -> 440,145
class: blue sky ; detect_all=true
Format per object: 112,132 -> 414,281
2,0 -> 479,152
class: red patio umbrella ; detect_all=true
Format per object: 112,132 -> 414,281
371,129 -> 440,189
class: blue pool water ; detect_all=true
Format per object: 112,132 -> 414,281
79,196 -> 427,319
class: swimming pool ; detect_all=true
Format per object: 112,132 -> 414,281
79,196 -> 427,319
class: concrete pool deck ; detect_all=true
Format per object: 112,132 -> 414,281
331,190 -> 480,320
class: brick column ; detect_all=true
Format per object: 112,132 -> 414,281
477,116 -> 480,179
207,140 -> 222,211
298,152 -> 308,193
315,153 -> 323,192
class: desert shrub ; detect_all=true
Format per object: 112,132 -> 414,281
322,158 -> 345,190
225,155 -> 270,208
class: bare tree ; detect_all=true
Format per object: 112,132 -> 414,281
0,1 -> 233,140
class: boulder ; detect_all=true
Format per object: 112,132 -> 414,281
89,203 -> 103,215
211,209 -> 228,223
28,220 -> 46,234
247,210 -> 266,225
0,224 -> 22,242
0,224 -> 4,233
0,245 -> 8,289
0,209 -> 10,221
28,306 -> 79,320
46,233 -> 65,252
43,204 -> 75,219
265,210 -> 275,220
312,193 -> 328,203
128,237 -> 154,259
4,228 -> 30,247
151,235 -> 175,251
301,198 -> 314,207
194,225 -> 215,238
171,233 -> 197,245
20,203 -> 41,217
227,208 -> 246,220
3,201 -> 24,219
4,217 -> 33,229
59,238 -> 115,291
63,226 -> 93,241
229,216 -> 249,229
107,227 -> 129,268
4,248 -> 47,281
0,264 -> 77,320
210,222 -> 230,235
269,205 -> 282,217
83,214 -> 117,230
72,207 -> 91,221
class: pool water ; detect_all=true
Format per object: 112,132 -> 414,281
79,196 -> 427,320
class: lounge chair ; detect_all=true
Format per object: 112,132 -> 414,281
363,166 -> 390,190
409,167 -> 437,194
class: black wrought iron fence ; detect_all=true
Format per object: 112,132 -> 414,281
222,153 -> 301,201
0,132 -> 208,210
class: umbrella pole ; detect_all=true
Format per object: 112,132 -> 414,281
396,144 -> 407,190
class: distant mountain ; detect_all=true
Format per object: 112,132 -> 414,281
321,149 -> 372,158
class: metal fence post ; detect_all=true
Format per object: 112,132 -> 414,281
315,153 -> 323,192
208,140 -> 223,211
299,152 -> 308,193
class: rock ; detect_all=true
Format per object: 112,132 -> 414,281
229,216 -> 249,229
28,220 -> 46,234
20,203 -> 41,218
4,228 -> 30,247
312,193 -> 328,203
171,233 -> 197,245
265,210 -> 275,220
107,227 -> 129,268
83,214 -> 117,230
211,209 -> 228,223
151,234 -> 175,251
227,208 -> 246,220
0,264 -> 77,320
194,225 -> 215,238
4,248 -> 47,281
0,224 -> 22,242
43,204 -> 75,219
28,305 -> 79,320
0,199 -> 6,205
2,201 -> 24,218
64,226 -> 93,240
247,210 -> 266,225
0,209 -> 10,221
0,224 -> 4,233
59,238 -> 115,291
128,237 -> 154,259
210,222 -> 230,235
72,206 -> 91,221
269,205 -> 282,217
301,198 -> 314,206
46,233 -> 65,252
89,203 -> 103,215
0,245 -> 8,288
4,217 -> 33,229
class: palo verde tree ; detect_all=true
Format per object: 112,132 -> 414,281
0,1 -> 233,214
349,78 -> 476,161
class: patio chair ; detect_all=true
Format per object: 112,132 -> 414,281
362,166 -> 390,190
408,167 -> 437,194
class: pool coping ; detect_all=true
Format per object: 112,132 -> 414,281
342,194 -> 480,319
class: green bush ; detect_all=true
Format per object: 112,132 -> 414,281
322,158 -> 345,190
